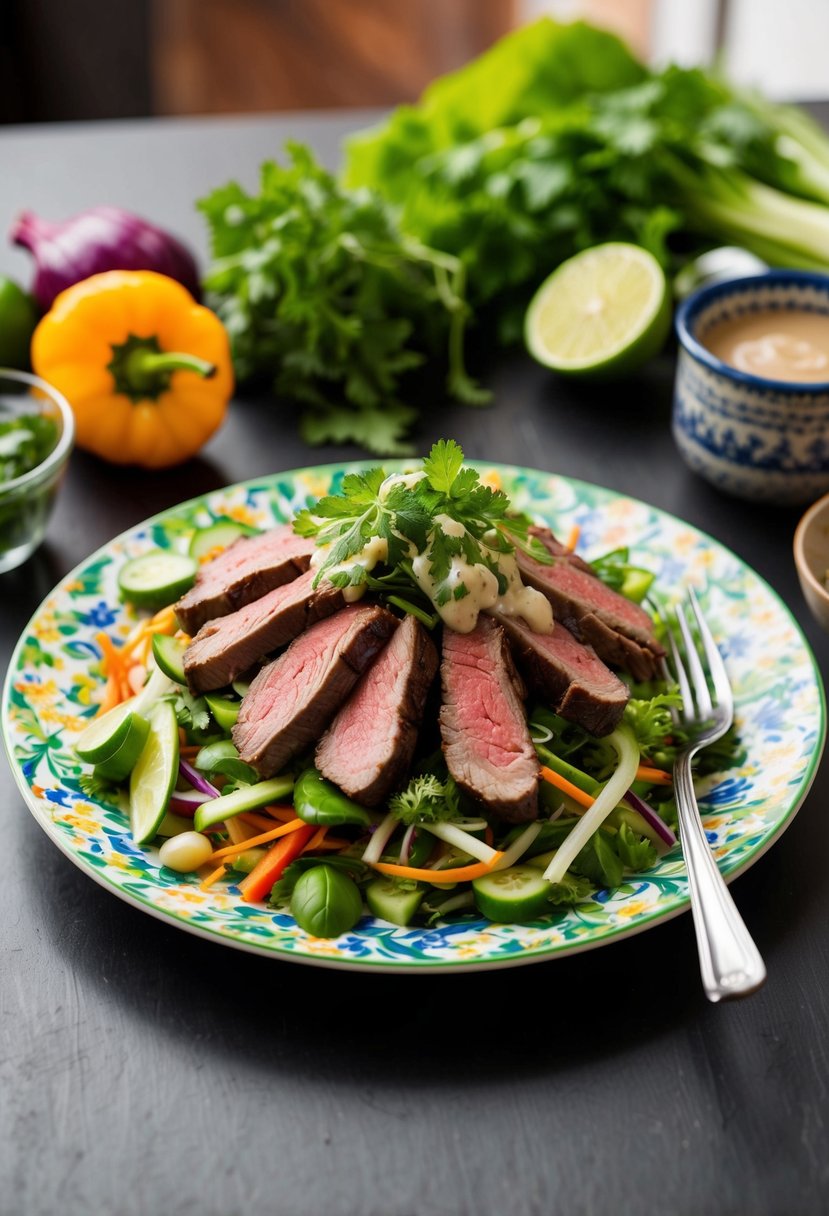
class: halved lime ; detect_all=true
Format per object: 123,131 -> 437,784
129,700 -> 180,844
525,243 -> 671,378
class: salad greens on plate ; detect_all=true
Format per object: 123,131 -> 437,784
69,442 -> 745,941
6,458 -> 821,969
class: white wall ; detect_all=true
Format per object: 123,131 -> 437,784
521,0 -> 829,100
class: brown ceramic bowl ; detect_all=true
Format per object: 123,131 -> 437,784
794,491 -> 829,631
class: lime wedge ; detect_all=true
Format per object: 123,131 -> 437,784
525,243 -> 671,378
76,699 -> 139,764
129,701 -> 180,845
93,713 -> 150,782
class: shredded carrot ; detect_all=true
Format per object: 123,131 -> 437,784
150,604 -> 178,631
96,630 -> 124,676
179,744 -> 201,757
239,824 -> 317,903
565,524 -> 581,552
312,836 -> 350,851
262,805 -> 297,822
635,765 -> 673,785
96,675 -> 122,716
372,852 -> 505,885
539,765 -> 595,809
199,863 -> 229,892
302,827 -> 328,852
239,811 -> 282,833
207,816 -> 305,863
120,623 -> 153,658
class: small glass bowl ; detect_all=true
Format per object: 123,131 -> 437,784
0,369 -> 74,573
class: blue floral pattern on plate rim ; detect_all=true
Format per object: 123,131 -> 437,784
3,461 -> 825,973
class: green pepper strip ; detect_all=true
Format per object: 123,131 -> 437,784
535,743 -> 601,798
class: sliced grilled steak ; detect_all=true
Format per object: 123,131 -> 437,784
315,615 -> 439,806
175,524 -> 315,634
233,604 -> 398,778
498,614 -> 629,737
518,526 -> 664,680
440,616 -> 538,823
182,570 -> 345,695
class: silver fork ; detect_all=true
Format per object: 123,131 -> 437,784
667,588 -> 767,1003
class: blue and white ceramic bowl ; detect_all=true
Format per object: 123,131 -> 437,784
674,271 -> 829,504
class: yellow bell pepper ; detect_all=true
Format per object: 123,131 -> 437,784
31,269 -> 233,468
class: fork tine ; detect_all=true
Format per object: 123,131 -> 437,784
667,628 -> 693,723
659,656 -> 681,725
675,602 -> 713,718
687,587 -> 732,710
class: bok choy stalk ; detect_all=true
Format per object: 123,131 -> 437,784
543,725 -> 639,885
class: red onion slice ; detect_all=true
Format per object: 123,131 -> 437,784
179,758 -> 220,799
623,789 -> 677,848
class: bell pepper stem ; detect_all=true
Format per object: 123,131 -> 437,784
123,348 -> 216,393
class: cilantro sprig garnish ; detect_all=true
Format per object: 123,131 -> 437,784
293,439 -> 552,607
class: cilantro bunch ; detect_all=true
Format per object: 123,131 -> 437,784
294,439 -> 551,607
346,21 -> 829,342
198,144 -> 486,455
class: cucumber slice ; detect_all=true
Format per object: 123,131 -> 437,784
93,712 -> 150,782
189,520 -> 257,562
225,846 -> 267,875
156,811 -> 197,838
129,701 -> 180,845
231,678 -> 250,699
472,864 -> 552,923
193,775 -> 295,832
118,550 -> 197,610
151,633 -> 188,685
76,699 -> 139,764
366,878 -> 424,927
205,694 -> 240,731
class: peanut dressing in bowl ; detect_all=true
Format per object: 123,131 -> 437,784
704,309 -> 829,382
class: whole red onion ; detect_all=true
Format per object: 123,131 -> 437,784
11,206 -> 201,311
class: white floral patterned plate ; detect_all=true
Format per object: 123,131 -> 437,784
3,462 -> 824,972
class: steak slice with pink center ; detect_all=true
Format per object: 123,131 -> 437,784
497,614 -> 629,737
440,616 -> 538,823
233,604 -> 398,778
175,524 -> 315,634
316,615 -> 439,806
518,526 -> 665,680
183,570 -> 345,695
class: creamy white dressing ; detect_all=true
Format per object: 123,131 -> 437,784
310,476 -> 552,633
434,513 -> 466,538
378,470 -> 426,500
489,550 -> 553,633
412,534 -> 553,634
310,533 -> 390,603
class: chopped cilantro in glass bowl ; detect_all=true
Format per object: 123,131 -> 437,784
0,369 -> 74,572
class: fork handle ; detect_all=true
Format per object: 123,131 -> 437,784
675,753 -> 767,1002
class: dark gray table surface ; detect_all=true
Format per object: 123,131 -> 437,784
2,109 -> 828,1216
